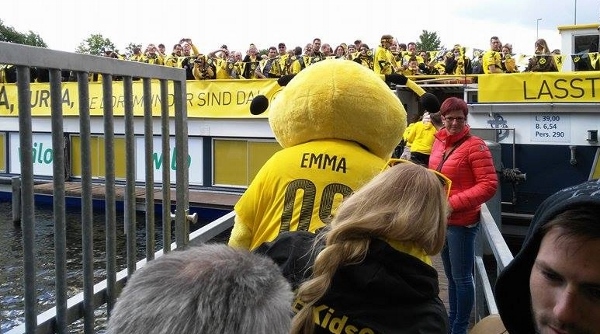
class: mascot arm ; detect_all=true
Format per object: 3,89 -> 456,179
382,73 -> 440,113
228,215 -> 253,249
382,73 -> 425,96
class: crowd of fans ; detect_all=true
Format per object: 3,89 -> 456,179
1,33 -> 592,83
98,35 -> 568,81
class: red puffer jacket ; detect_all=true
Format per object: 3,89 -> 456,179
428,126 -> 498,226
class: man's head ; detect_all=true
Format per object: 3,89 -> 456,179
496,179 -> 600,334
268,46 -> 278,58
530,206 -> 600,334
312,38 -> 321,52
320,43 -> 332,56
380,34 -> 394,49
172,43 -> 183,56
490,36 -> 502,52
278,42 -> 287,56
304,43 -> 313,56
182,42 -> 193,56
106,244 -> 293,334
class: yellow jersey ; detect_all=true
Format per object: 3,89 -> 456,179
229,139 -> 387,249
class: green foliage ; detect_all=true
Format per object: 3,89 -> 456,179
75,33 -> 117,56
0,19 -> 47,47
416,30 -> 443,52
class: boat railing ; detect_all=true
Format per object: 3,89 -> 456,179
5,211 -> 236,334
474,203 -> 515,321
0,40 -> 191,333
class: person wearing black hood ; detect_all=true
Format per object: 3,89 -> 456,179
495,179 -> 600,334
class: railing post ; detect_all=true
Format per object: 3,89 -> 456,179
12,176 -> 21,222
486,140 -> 503,242
474,140 -> 503,321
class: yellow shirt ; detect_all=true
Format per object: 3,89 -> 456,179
483,50 -> 503,74
229,139 -> 387,250
373,46 -> 397,75
403,122 -> 416,148
404,121 -> 437,155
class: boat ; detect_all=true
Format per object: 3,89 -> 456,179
0,23 -> 598,237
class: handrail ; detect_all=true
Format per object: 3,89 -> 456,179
474,203 -> 515,321
480,205 -> 514,271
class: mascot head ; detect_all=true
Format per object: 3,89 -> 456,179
251,60 -> 439,160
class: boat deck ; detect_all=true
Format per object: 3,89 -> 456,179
31,181 -> 241,211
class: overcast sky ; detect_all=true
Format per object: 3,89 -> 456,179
2,0 -> 599,57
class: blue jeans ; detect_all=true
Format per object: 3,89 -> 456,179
441,224 -> 479,334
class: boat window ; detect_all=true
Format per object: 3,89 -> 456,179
572,34 -> 599,71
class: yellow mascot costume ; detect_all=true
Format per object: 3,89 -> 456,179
228,60 -> 438,249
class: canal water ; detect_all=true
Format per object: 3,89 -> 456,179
0,201 -> 219,333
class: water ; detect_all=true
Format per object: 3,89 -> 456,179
0,201 -> 179,333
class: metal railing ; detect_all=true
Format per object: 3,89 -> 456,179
0,41 -> 189,333
474,204 -> 514,320
5,212 -> 235,334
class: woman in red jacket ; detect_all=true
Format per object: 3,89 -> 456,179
428,97 -> 498,334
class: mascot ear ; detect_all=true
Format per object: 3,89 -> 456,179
250,74 -> 297,115
420,92 -> 440,113
250,95 -> 270,115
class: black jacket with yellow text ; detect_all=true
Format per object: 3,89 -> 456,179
256,231 -> 448,334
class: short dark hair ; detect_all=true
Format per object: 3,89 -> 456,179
430,112 -> 443,127
543,205 -> 600,242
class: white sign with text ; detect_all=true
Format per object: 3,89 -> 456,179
530,114 -> 571,143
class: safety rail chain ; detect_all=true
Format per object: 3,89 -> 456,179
0,41 -> 190,334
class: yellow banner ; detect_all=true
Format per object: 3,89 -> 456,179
0,79 -> 282,118
478,72 -> 600,103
